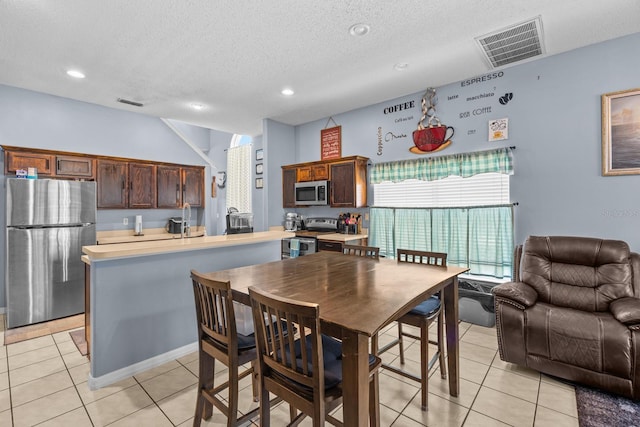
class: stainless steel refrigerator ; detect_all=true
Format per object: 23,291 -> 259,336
5,178 -> 96,329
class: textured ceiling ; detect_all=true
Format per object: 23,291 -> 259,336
1,0 -> 639,136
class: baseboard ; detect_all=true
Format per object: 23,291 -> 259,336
88,341 -> 198,390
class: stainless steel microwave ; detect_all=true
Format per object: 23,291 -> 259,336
294,180 -> 329,205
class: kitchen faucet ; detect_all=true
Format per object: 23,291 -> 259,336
181,202 -> 191,238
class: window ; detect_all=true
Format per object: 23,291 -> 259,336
369,148 -> 514,278
226,136 -> 252,213
373,173 -> 509,208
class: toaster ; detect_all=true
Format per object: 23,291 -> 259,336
166,217 -> 184,234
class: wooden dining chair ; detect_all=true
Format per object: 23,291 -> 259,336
372,249 -> 448,411
249,286 -> 382,427
190,270 -> 261,427
342,244 -> 380,259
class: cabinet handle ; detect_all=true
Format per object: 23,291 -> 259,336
122,179 -> 125,190
46,159 -> 49,170
130,182 -> 133,190
176,184 -> 180,203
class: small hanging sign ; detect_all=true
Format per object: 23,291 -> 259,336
488,118 -> 509,141
321,117 -> 342,160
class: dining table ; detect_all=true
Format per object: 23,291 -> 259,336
199,250 -> 468,426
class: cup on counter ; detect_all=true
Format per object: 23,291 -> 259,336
26,167 -> 38,179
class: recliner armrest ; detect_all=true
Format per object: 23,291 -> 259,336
610,297 -> 640,326
492,282 -> 538,308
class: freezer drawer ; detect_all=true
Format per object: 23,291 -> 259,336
6,224 -> 96,328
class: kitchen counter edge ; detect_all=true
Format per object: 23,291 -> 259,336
316,233 -> 368,242
82,230 -> 290,262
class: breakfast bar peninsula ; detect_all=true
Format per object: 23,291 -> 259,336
81,230 -> 288,389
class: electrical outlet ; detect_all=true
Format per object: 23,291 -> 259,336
123,217 -> 128,225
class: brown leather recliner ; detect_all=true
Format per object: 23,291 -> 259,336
493,235 -> 640,399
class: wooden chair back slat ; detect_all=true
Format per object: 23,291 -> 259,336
191,272 -> 236,350
343,244 -> 380,259
250,286 -> 323,392
397,248 -> 447,267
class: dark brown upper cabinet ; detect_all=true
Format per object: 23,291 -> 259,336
97,160 -> 128,209
157,165 -> 182,208
128,162 -> 157,209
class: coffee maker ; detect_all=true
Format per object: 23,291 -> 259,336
285,213 -> 298,231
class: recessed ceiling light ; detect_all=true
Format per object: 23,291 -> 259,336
191,103 -> 205,110
66,69 -> 85,79
349,23 -> 370,36
281,88 -> 295,96
394,63 -> 409,71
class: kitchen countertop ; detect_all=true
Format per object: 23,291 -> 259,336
96,227 -> 206,244
316,232 -> 368,242
83,230 -> 291,261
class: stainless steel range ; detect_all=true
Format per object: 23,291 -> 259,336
281,217 -> 337,259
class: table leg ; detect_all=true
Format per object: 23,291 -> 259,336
341,329 -> 370,427
442,276 -> 460,396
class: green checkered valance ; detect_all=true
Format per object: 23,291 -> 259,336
370,147 -> 514,184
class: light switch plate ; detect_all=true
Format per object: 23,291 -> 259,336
123,218 -> 129,225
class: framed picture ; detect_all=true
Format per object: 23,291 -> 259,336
256,149 -> 264,161
255,177 -> 263,189
602,88 -> 640,176
256,163 -> 263,175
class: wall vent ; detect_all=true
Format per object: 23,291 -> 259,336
117,98 -> 144,107
475,16 -> 545,68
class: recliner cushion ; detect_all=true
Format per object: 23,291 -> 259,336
521,236 -> 633,311
610,297 -> 640,326
525,303 -> 632,379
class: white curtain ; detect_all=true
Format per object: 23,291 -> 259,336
226,144 -> 252,213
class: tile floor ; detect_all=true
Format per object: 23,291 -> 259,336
0,315 -> 579,426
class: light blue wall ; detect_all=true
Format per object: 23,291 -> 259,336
251,134 -> 266,232
264,119 -> 296,228
0,84 -> 226,309
284,32 -> 640,252
89,241 -> 281,380
207,129 -> 234,235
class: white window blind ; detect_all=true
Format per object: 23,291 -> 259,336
226,144 -> 252,213
373,172 -> 509,208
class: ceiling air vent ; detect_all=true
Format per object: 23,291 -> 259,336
475,16 -> 545,68
117,98 -> 144,107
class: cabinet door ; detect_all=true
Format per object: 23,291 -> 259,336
330,162 -> 356,207
311,164 -> 329,180
318,240 -> 343,252
129,163 -> 157,208
97,160 -> 128,208
297,164 -> 329,182
157,166 -> 182,208
296,167 -> 313,182
5,151 -> 55,175
56,155 -> 95,178
182,167 -> 204,207
282,168 -> 297,208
